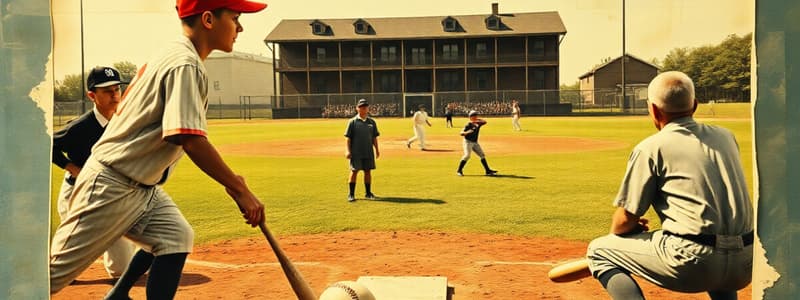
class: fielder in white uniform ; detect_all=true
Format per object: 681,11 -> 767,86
406,104 -> 432,150
586,71 -> 753,300
49,1 -> 268,299
511,100 -> 522,131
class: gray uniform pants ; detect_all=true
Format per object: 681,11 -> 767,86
50,159 -> 194,293
587,230 -> 752,294
461,140 -> 486,161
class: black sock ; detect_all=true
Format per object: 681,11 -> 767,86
598,269 -> 644,300
349,182 -> 355,195
480,158 -> 493,172
365,183 -> 371,194
457,160 -> 467,172
146,253 -> 188,300
104,250 -> 155,300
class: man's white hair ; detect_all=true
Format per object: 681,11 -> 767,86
647,71 -> 695,113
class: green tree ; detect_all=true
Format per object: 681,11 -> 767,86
112,61 -> 137,83
54,73 -> 84,102
560,80 -> 580,91
661,47 -> 690,72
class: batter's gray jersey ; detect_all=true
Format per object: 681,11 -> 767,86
615,116 -> 753,235
92,35 -> 208,185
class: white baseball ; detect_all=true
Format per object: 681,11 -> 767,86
318,281 -> 376,300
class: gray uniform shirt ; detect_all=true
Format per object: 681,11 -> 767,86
344,115 -> 379,159
614,116 -> 753,236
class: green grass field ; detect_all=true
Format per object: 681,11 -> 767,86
50,103 -> 752,244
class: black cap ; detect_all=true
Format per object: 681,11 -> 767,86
87,66 -> 127,90
418,104 -> 426,109
357,99 -> 369,107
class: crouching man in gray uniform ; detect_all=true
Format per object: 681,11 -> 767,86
586,71 -> 753,300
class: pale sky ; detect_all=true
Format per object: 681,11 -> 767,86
52,0 -> 754,85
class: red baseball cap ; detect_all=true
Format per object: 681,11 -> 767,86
176,0 -> 267,18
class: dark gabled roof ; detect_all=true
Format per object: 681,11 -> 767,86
578,54 -> 661,79
265,11 -> 566,42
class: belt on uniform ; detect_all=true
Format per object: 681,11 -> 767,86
665,231 -> 753,248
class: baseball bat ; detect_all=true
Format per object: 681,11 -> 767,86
547,258 -> 592,282
258,220 -> 317,300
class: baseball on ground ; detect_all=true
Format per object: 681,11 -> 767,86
318,281 -> 376,300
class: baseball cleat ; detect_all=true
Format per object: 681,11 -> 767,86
456,171 -> 464,176
347,194 -> 355,202
365,193 -> 376,200
406,142 -> 411,149
485,170 -> 498,176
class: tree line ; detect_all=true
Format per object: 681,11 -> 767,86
562,33 -> 751,102
54,61 -> 137,102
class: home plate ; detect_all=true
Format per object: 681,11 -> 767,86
356,276 -> 453,300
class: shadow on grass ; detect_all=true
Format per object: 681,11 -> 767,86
420,148 -> 456,153
458,174 -> 535,179
363,197 -> 446,204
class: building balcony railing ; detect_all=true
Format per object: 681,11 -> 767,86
373,58 -> 402,66
309,59 -> 340,68
341,57 -> 371,67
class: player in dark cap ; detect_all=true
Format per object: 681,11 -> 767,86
457,110 -> 498,176
344,99 -> 381,201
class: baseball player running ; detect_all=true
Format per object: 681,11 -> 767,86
51,66 -> 137,279
49,1 -> 268,299
456,110 -> 498,176
345,99 -> 380,202
585,71 -> 753,300
406,104 -> 432,150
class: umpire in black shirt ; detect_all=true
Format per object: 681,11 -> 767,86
51,66 -> 135,278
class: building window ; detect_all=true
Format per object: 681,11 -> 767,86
213,81 -> 220,91
353,47 -> 365,64
380,73 -> 399,92
442,44 -> 459,61
411,47 -> 427,65
311,20 -> 328,35
441,72 -> 460,90
353,75 -> 366,92
380,46 -> 397,63
316,48 -> 326,63
442,17 -> 458,32
355,23 -> 366,34
476,71 -> 489,90
476,43 -> 488,58
486,16 -> 501,30
532,40 -> 545,57
533,69 -> 546,89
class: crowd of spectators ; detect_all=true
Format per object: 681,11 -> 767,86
321,103 -> 400,118
444,100 -> 513,116
320,101 -> 515,118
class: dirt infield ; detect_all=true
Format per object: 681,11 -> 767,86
218,135 -> 628,157
52,231 -> 751,299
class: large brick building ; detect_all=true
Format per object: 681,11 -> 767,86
264,4 -> 567,117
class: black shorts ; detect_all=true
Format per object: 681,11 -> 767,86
350,158 -> 376,171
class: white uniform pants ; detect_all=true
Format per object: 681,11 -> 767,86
57,173 -> 137,278
512,115 -> 522,131
407,124 -> 427,149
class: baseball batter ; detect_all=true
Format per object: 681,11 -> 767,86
585,71 -> 753,300
51,66 -> 137,279
344,99 -> 380,202
406,104 -> 432,150
456,110 -> 498,176
49,1 -> 268,299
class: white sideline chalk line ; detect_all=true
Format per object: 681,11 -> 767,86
475,260 -> 557,266
185,259 -> 320,269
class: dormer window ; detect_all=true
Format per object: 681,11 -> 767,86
486,15 -> 501,30
310,20 -> 329,35
353,19 -> 370,34
442,16 -> 459,32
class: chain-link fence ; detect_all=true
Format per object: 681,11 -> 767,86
53,88 -> 748,124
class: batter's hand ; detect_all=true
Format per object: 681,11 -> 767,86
226,176 -> 265,227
